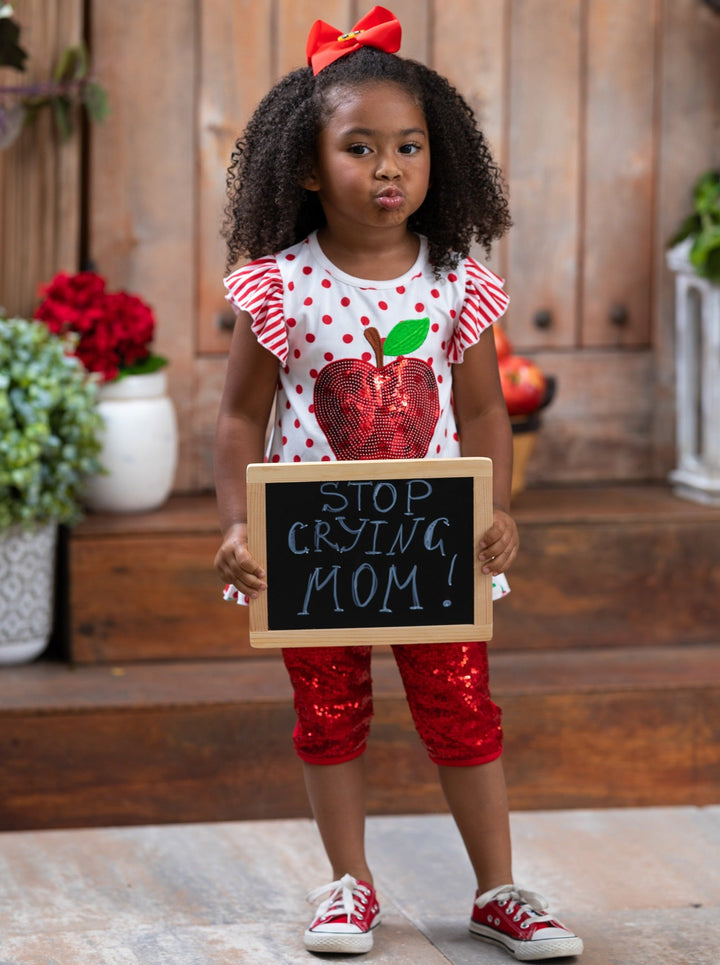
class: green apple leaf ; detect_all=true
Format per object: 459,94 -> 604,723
383,317 -> 430,357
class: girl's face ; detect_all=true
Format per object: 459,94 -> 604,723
305,80 -> 430,238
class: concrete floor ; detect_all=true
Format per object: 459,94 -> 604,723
0,806 -> 718,965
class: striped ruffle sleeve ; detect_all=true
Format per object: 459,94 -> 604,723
223,256 -> 288,364
448,257 -> 510,363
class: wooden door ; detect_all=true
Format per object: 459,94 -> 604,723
83,0 -> 720,490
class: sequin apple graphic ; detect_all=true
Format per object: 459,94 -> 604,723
314,317 -> 440,459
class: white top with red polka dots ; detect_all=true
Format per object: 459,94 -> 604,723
224,231 -> 509,464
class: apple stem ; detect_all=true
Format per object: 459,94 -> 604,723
364,327 -> 384,367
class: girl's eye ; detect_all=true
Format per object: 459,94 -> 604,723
348,144 -> 371,156
399,142 -> 422,155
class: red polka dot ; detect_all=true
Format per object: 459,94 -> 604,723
453,431 -> 459,441
288,281 -> 295,291
296,385 -> 303,394
341,296 -> 351,307
309,368 -> 318,378
322,314 -> 333,325
272,454 -> 281,462
306,333 -> 316,342
324,352 -> 334,361
438,374 -> 444,383
294,419 -> 300,428
378,300 -> 388,310
415,303 -> 425,312
306,439 -> 314,448
322,278 -> 331,288
360,316 -> 371,326
342,334 -> 353,344
321,455 -> 331,461
294,349 -> 301,359
361,352 -> 372,362
396,286 -> 406,294
432,323 -> 439,332
282,436 -> 287,445
285,253 -> 296,261
436,444 -> 441,454
293,455 -> 301,462
285,400 -> 291,409
287,317 -> 297,327
308,403 -> 315,414
448,273 -> 458,283
303,266 -> 313,275
441,340 -> 446,350
450,309 -> 456,319
431,289 -> 440,299
304,297 -> 313,306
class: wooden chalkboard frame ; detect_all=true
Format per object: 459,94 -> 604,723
247,457 -> 493,648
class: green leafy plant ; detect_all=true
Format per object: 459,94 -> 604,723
0,316 -> 103,530
669,170 -> 720,284
0,5 -> 108,148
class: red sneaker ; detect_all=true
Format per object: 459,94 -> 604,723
304,873 -> 381,954
470,884 -> 583,960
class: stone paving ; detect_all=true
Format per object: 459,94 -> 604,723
0,806 -> 718,964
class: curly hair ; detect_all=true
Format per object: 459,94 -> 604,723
222,47 -> 511,274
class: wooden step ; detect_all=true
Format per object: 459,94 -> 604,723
1,645 -> 718,831
68,485 -> 720,663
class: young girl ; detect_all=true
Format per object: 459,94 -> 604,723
214,7 -> 583,960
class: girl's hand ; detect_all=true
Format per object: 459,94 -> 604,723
214,522 -> 267,598
478,508 -> 519,575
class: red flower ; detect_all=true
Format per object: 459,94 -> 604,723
35,271 -> 160,382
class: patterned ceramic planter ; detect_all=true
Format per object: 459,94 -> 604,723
0,521 -> 57,665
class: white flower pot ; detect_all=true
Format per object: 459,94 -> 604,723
84,370 -> 178,513
0,522 -> 57,665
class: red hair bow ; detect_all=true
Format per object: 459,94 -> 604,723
306,6 -> 402,75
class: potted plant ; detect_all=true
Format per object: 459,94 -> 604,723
34,270 -> 178,513
0,315 -> 103,663
667,169 -> 720,283
666,169 -> 720,505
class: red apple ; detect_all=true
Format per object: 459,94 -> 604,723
498,355 -> 546,415
314,323 -> 439,459
493,324 -> 513,360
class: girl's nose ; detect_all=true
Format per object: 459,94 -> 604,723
376,153 -> 401,179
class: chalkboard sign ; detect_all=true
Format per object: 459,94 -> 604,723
246,457 -> 493,648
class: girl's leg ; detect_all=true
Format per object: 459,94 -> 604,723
392,641 -> 511,889
303,756 -> 373,884
282,645 -> 375,883
438,757 -> 513,891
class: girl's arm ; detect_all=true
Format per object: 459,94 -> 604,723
452,327 -> 519,575
214,309 -> 279,598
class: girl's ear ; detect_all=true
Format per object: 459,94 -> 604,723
302,168 -> 321,191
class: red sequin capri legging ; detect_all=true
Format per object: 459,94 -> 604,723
282,640 -> 503,767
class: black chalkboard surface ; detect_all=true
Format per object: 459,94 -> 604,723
246,457 -> 493,648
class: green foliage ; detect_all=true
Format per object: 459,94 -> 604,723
669,170 -> 720,284
0,6 -> 108,146
0,316 -> 103,531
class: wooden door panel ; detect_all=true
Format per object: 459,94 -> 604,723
507,0 -> 581,350
582,0 -> 657,348
433,0 -> 508,279
197,0 -> 274,355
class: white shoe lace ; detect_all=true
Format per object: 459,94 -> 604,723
475,884 -> 555,929
307,873 -> 371,923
